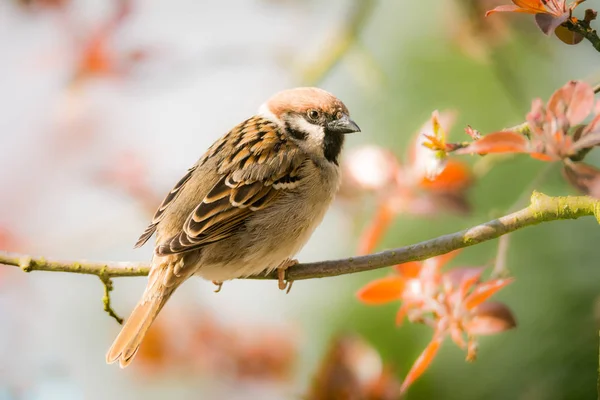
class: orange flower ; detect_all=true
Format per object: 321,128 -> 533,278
417,110 -> 454,181
458,81 -> 600,160
457,81 -> 600,198
486,0 -> 586,43
486,0 -> 569,16
357,251 -> 516,394
343,111 -> 473,255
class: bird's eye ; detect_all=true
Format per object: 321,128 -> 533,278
307,109 -> 320,121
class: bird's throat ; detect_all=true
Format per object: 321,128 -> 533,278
323,130 -> 344,165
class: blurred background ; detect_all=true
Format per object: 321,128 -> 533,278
1,0 -> 600,399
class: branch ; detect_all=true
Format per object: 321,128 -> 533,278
1,192 -> 598,284
565,11 -> 600,53
1,255 -> 149,277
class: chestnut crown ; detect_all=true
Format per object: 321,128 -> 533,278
260,87 -> 360,164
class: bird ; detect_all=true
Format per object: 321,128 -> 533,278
106,87 -> 360,367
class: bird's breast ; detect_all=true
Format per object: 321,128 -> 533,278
196,163 -> 340,281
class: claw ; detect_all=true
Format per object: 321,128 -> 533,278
212,281 -> 223,293
285,280 -> 294,294
277,259 -> 298,294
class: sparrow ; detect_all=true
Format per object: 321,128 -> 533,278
106,87 -> 360,367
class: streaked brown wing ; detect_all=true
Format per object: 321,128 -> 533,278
134,164 -> 198,248
156,116 -> 305,256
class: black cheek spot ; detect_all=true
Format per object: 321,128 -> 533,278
285,122 -> 308,141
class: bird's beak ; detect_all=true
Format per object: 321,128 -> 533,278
327,115 -> 361,134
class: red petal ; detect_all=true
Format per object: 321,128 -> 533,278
534,12 -> 569,35
456,132 -> 529,155
582,113 -> 600,137
567,81 -> 595,125
486,4 -> 534,16
357,202 -> 396,255
419,159 -> 472,192
79,36 -> 113,76
562,161 -> 600,198
435,249 -> 462,269
450,323 -> 467,349
459,271 -> 484,299
395,303 -> 410,326
400,335 -> 444,394
356,276 -> 405,305
443,267 -> 485,290
394,262 -> 422,278
513,0 -> 550,13
464,278 -> 514,310
529,152 -> 556,162
468,302 -> 517,335
548,80 -> 595,125
572,131 -> 600,152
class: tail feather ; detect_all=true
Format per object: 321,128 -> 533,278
107,255 -> 194,368
106,293 -> 171,368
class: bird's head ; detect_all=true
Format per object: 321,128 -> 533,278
259,87 -> 360,165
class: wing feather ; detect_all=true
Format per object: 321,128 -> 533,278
155,116 -> 306,256
134,164 -> 198,248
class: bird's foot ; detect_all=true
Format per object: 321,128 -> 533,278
277,259 -> 298,294
212,281 -> 223,293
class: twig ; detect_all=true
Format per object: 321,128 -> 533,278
1,256 -> 148,277
565,15 -> 600,53
0,192 -> 598,284
0,256 -> 145,324
492,233 -> 511,278
100,276 -> 123,324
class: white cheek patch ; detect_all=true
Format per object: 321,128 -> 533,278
289,115 -> 325,152
258,107 -> 326,156
293,116 -> 325,140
